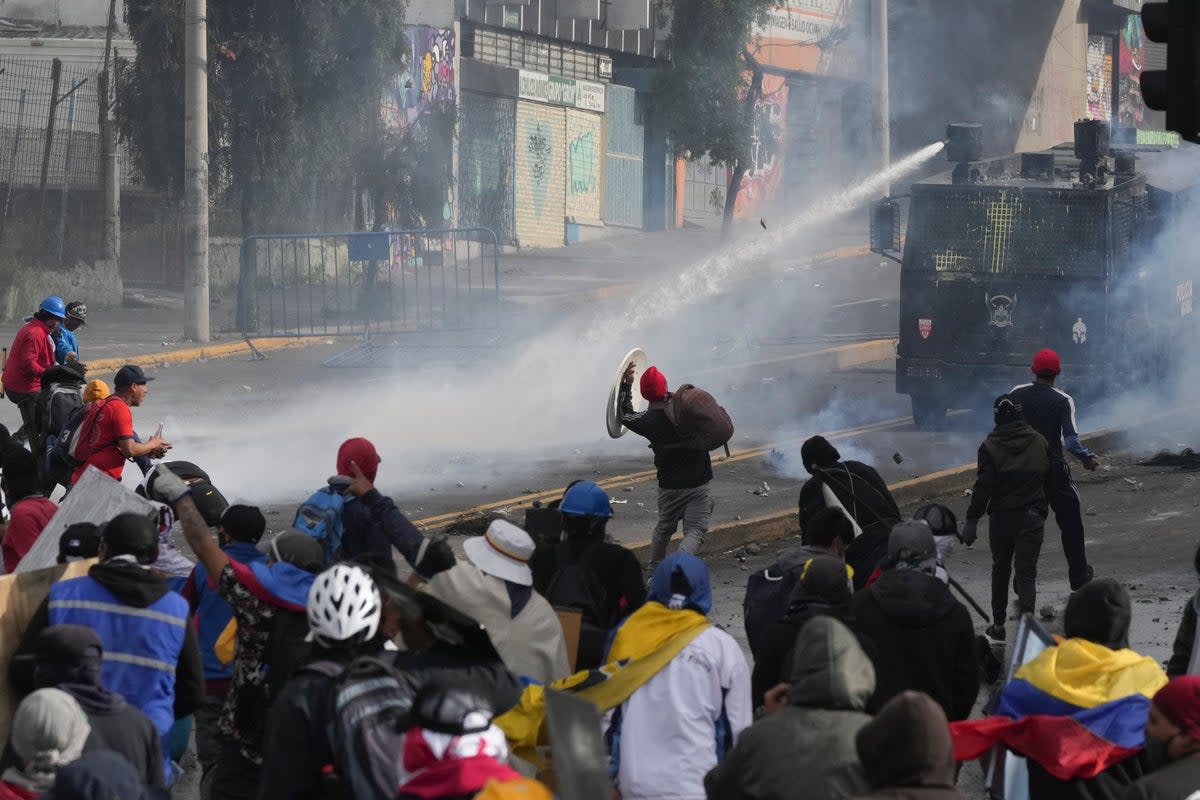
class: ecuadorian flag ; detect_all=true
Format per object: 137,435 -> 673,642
951,637 -> 1167,780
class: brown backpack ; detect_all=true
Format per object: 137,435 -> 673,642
665,384 -> 735,451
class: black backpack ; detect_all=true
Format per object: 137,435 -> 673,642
304,655 -> 419,800
544,544 -> 612,669
743,567 -> 799,655
40,381 -> 84,440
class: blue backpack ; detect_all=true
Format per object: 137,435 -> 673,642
293,486 -> 347,561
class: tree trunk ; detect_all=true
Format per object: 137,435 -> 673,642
721,58 -> 764,242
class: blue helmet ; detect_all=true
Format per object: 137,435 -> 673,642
38,295 -> 66,318
559,481 -> 614,518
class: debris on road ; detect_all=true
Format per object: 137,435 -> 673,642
623,486 -> 634,492
1142,448 -> 1200,470
444,510 -> 508,537
751,481 -> 771,497
892,452 -> 906,465
1122,477 -> 1145,491
611,499 -> 628,505
1039,605 -> 1057,621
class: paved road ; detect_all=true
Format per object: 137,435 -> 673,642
709,449 -> 1200,800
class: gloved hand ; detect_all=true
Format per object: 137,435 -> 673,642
414,535 -> 456,578
961,519 -> 978,548
145,464 -> 191,505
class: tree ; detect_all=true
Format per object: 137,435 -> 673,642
118,0 -> 411,235
655,0 -> 777,237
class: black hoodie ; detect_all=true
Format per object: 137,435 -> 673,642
966,420 -> 1050,521
12,562 -> 204,721
850,569 -> 978,722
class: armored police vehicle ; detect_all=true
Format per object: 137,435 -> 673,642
871,122 -> 1200,427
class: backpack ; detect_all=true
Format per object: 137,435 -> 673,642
743,567 -> 798,655
544,544 -> 611,669
294,486 -> 347,561
41,381 -> 84,440
304,655 -> 419,800
665,384 -> 734,451
56,397 -> 115,469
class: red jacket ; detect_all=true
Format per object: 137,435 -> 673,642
3,318 -> 55,394
2,495 -> 57,573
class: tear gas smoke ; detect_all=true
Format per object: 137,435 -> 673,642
593,141 -> 947,338
164,143 -> 948,505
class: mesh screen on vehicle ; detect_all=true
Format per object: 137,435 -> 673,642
906,187 -> 1107,277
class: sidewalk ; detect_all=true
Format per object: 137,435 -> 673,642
0,219 -> 869,370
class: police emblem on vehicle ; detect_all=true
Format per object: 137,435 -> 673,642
985,293 -> 1017,328
918,318 -> 933,339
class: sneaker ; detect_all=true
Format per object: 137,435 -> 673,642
985,624 -> 1006,642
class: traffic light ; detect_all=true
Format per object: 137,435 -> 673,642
1142,1 -> 1200,143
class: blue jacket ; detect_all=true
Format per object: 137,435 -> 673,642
184,541 -> 266,684
48,571 -> 189,780
52,326 -> 78,364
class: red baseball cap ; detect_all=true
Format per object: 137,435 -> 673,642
640,366 -> 668,402
1031,348 -> 1061,377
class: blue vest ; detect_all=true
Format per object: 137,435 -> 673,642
192,541 -> 265,681
48,575 -> 188,738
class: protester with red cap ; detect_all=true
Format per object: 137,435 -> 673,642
298,437 -> 454,577
1124,676 -> 1200,799
618,363 -> 714,571
1010,348 -> 1099,591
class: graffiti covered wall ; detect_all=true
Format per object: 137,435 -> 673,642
734,75 -> 788,219
1086,35 -> 1113,122
565,110 -> 602,222
383,27 -> 456,131
514,102 -> 566,247
459,93 -> 516,243
1119,16 -> 1146,129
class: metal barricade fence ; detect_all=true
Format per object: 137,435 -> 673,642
236,228 -> 501,344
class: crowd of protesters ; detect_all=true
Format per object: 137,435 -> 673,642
0,305 -> 1197,799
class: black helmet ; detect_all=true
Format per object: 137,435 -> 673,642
410,683 -> 494,735
913,504 -> 958,538
102,513 -> 159,564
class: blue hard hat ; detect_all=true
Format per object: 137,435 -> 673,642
559,481 -> 614,518
38,295 -> 66,318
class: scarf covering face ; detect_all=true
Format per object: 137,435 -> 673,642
3,688 -> 91,791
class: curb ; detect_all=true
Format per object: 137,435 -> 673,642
620,427 -> 1130,561
85,337 -> 318,373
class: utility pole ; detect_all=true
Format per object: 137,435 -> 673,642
98,0 -> 119,265
871,0 -> 890,176
183,0 -> 210,342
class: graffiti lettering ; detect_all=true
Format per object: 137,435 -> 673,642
527,120 -> 553,213
568,131 -> 596,194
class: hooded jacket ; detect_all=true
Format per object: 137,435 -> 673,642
850,569 -> 978,722
852,691 -> 963,800
966,420 -> 1049,520
610,553 -> 752,800
798,461 -> 901,539
705,617 -> 874,800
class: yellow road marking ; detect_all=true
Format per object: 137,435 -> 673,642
413,414 -> 914,530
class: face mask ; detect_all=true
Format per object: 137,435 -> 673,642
1143,733 -> 1174,771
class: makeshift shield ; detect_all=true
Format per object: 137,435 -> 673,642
543,689 -> 611,800
15,466 -> 158,573
605,347 -> 647,439
983,613 -> 1056,800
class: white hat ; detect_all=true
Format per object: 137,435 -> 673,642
463,520 -> 534,587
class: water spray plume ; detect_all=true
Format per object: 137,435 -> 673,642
595,140 -> 947,338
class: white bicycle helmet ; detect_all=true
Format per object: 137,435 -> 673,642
306,564 -> 382,648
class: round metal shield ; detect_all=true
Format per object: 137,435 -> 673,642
606,348 -> 648,439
